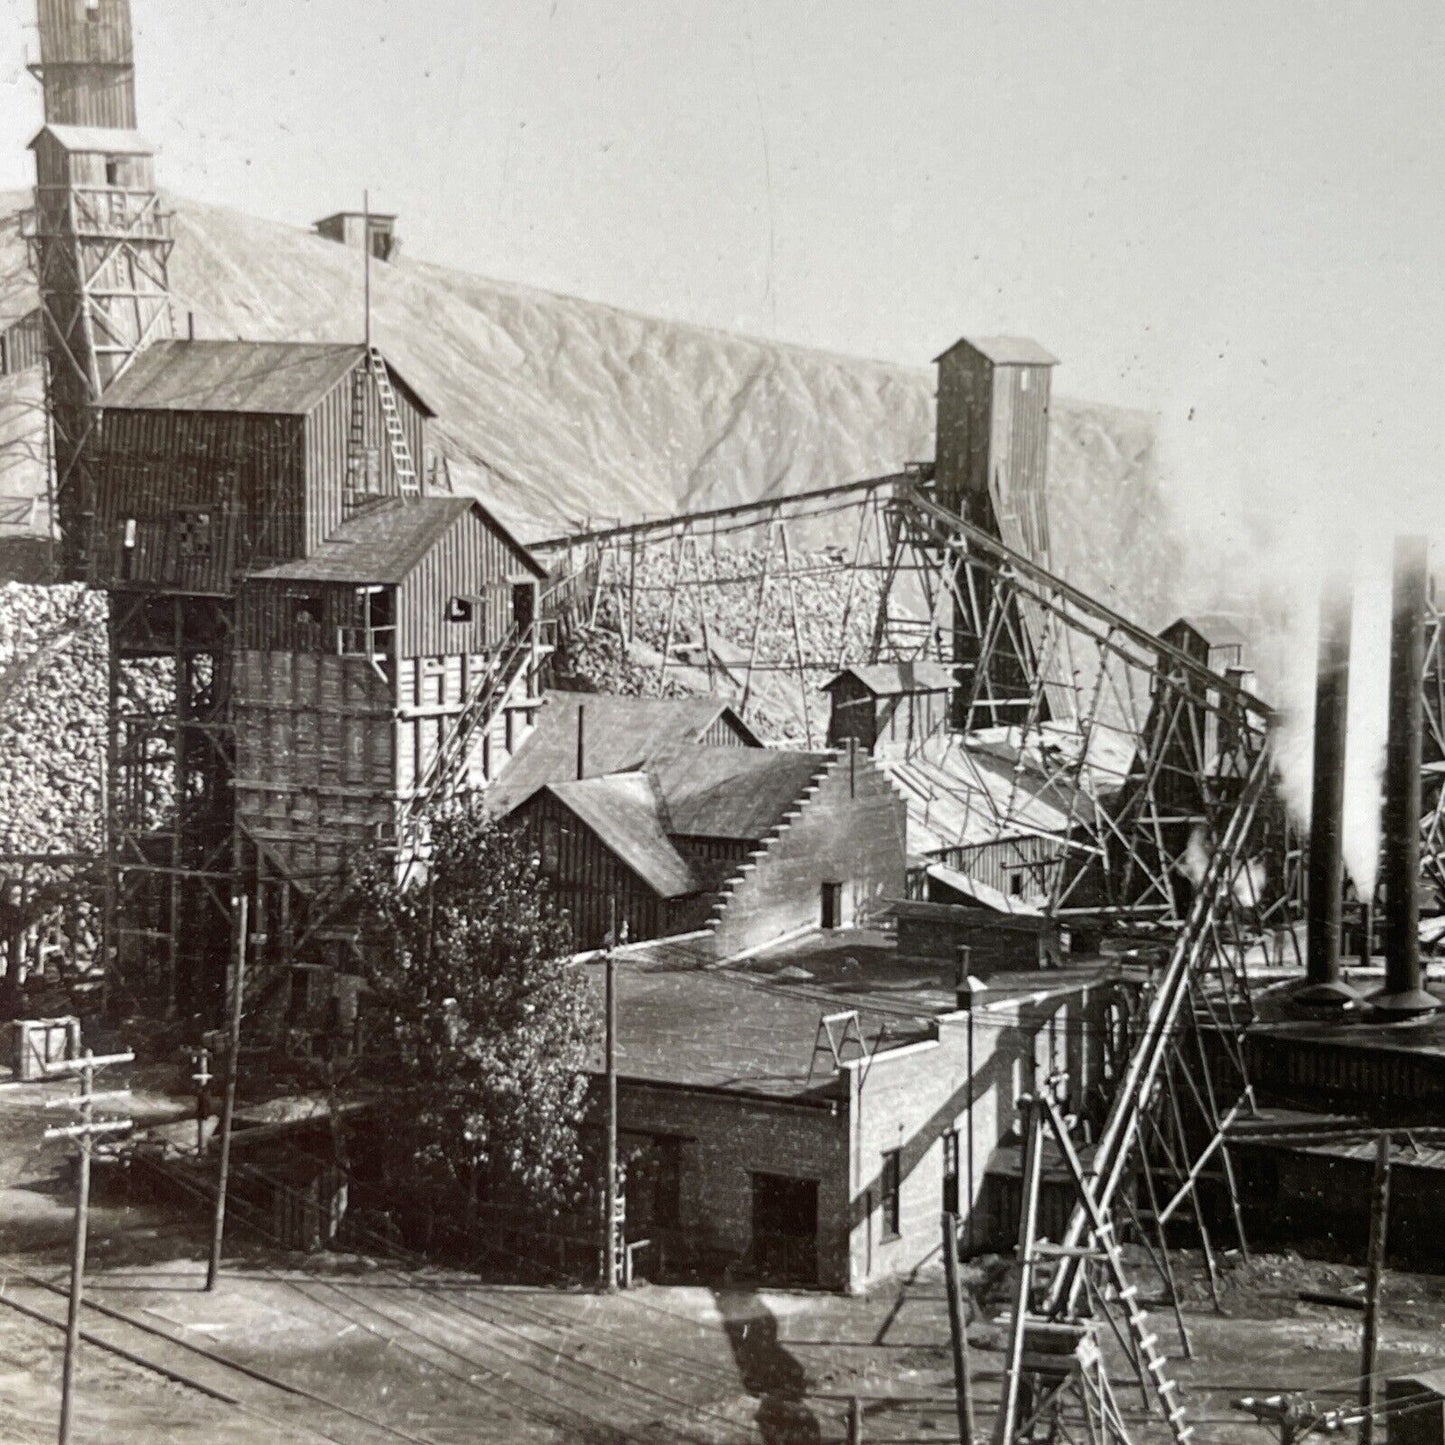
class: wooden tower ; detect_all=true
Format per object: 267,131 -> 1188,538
934,336 -> 1058,730
27,0 -> 173,576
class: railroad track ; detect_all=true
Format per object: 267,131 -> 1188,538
0,1272 -> 446,1445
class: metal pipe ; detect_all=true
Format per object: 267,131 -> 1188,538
1298,571 -> 1359,1004
1372,536 -> 1438,1014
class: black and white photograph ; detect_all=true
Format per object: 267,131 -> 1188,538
0,2 -> 1442,1440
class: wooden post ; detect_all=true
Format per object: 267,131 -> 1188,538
206,893 -> 248,1292
58,1055 -> 92,1445
847,1394 -> 863,1444
942,1212 -> 976,1443
997,1098 -> 1046,1445
191,1047 -> 212,1156
1358,1132 -> 1390,1445
42,1049 -> 134,1445
363,190 -> 372,349
603,899 -> 619,1293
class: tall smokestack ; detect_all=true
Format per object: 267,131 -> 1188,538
1298,572 -> 1361,1005
576,703 -> 586,782
1371,536 -> 1439,1015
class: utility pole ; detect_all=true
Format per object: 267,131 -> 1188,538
363,189 -> 372,350
206,892 -> 248,1292
1359,1132 -> 1391,1445
941,1212 -> 976,1443
190,1047 -> 212,1156
602,896 -> 620,1292
43,1049 -> 134,1445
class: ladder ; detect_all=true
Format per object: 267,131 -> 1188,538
366,345 -> 420,498
344,365 -> 368,510
393,620 -> 543,882
1038,1095 -> 1193,1444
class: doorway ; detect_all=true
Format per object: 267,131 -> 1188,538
751,1173 -> 819,1285
820,881 -> 843,931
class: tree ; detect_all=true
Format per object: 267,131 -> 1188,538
351,800 -> 596,1210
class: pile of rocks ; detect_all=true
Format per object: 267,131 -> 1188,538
0,582 -> 109,856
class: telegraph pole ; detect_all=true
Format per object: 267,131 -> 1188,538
1359,1132 -> 1391,1445
941,1212 -> 976,1443
602,898 -> 620,1293
206,893 -> 248,1292
43,1049 -> 134,1445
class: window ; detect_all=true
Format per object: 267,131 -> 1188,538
1008,872 -> 1025,899
175,511 -> 213,560
105,157 -> 120,186
446,596 -> 475,624
881,1149 -> 901,1239
290,592 -> 324,630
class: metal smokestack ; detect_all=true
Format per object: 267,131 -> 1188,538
1298,572 -> 1360,1005
1371,536 -> 1439,1015
576,703 -> 586,781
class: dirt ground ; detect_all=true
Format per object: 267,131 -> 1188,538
3,1075 -> 1444,1444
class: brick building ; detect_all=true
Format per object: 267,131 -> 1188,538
586,928 -> 1127,1292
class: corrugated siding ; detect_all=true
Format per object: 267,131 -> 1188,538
38,0 -> 134,66
92,410 -> 306,592
932,834 -> 1068,899
36,0 -> 136,129
232,649 -> 396,882
1,312 -> 45,376
304,361 -> 427,553
397,508 -> 537,657
990,364 -> 1052,565
702,714 -> 751,747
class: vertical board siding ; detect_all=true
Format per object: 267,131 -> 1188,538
93,409 -> 305,590
237,580 -> 374,651
510,790 -> 674,951
398,509 -> 538,657
233,648 -> 396,882
304,360 -> 429,553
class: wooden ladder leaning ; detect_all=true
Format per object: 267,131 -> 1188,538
366,344 -> 420,497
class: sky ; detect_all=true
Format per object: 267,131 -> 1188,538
0,0 -> 1441,555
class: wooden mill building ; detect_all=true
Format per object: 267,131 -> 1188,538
489,692 -> 907,954
82,335 -> 549,1011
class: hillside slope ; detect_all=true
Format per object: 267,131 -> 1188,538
0,190 -> 1184,626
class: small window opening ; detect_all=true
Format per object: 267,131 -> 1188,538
104,157 -> 120,187
1009,873 -> 1025,899
291,592 -> 324,630
175,510 -> 212,559
446,595 -> 475,624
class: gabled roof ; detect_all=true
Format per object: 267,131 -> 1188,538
652,747 -> 831,841
934,336 -> 1059,367
824,662 -> 954,697
1165,613 -> 1249,649
486,691 -> 762,816
541,774 -> 697,898
100,340 -> 436,419
30,124 -> 153,155
247,497 -> 529,586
